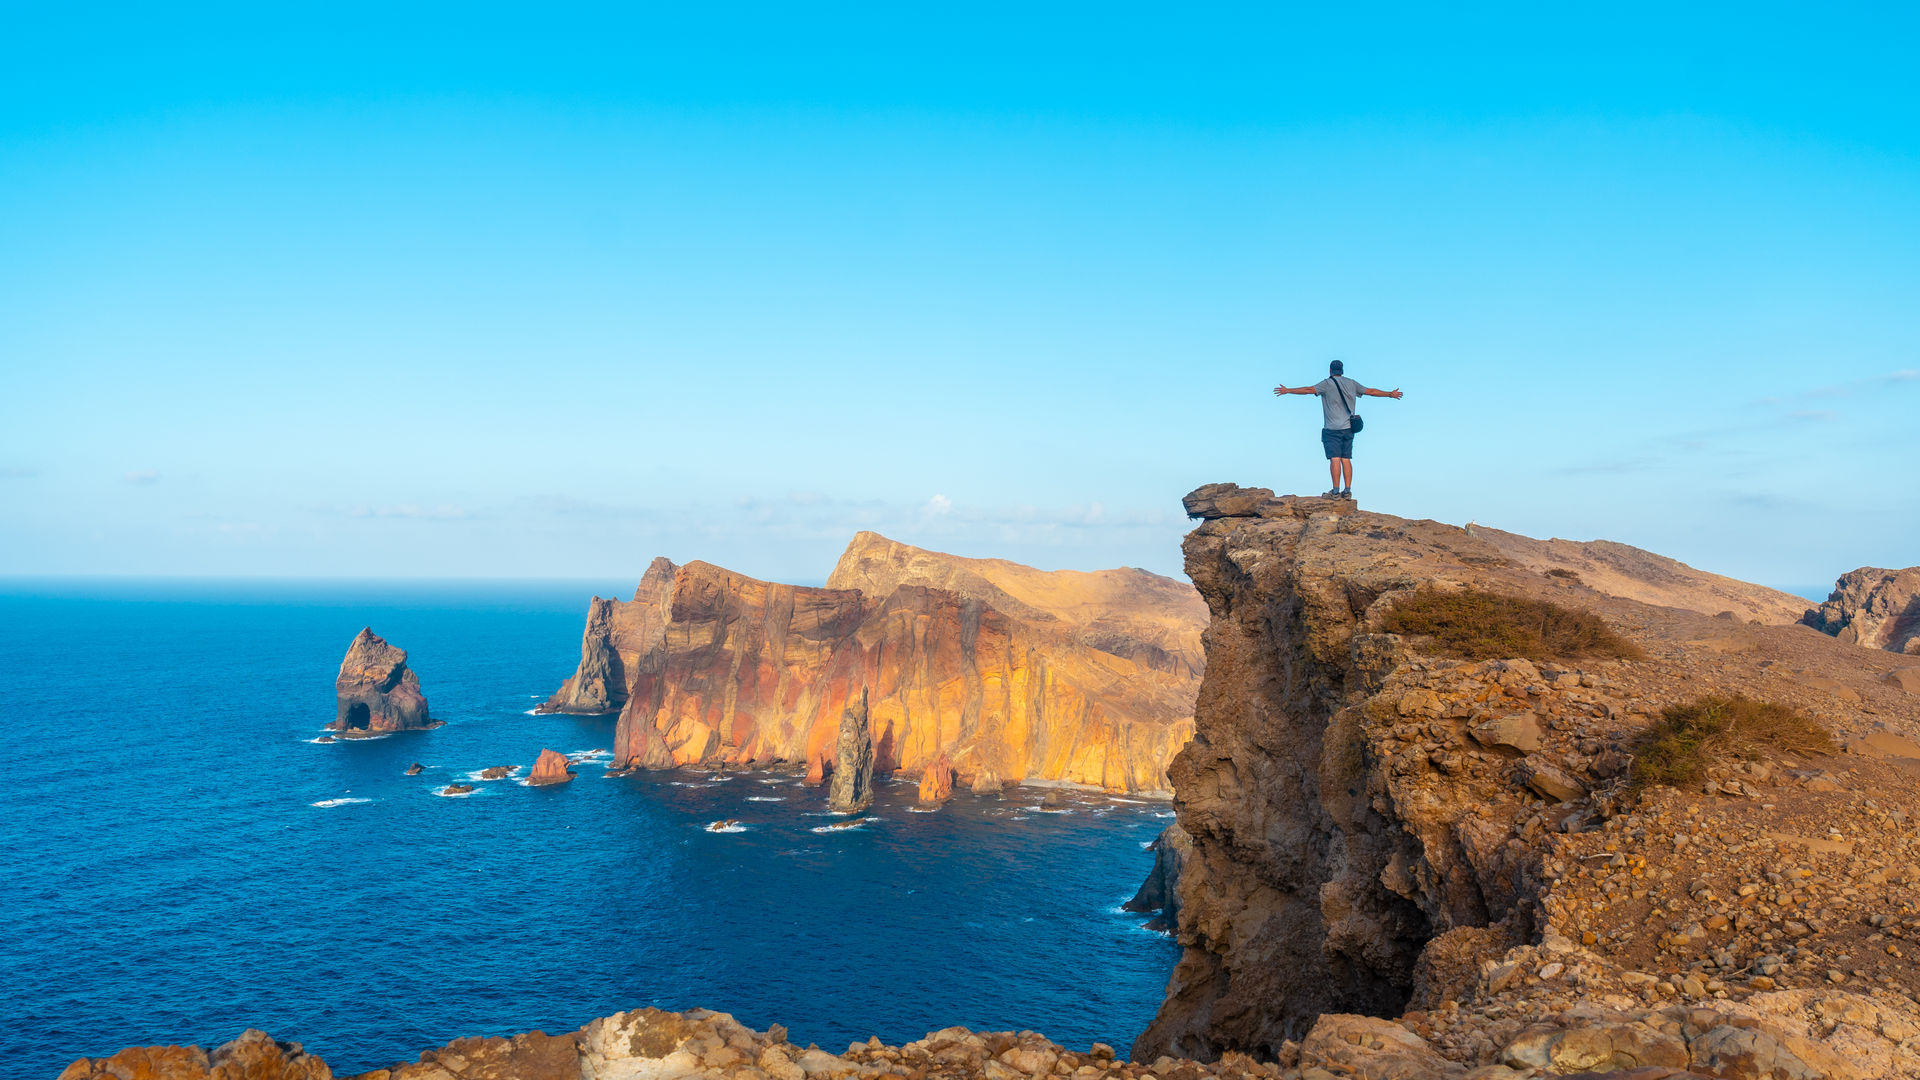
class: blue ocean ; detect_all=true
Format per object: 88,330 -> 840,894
0,581 -> 1180,1078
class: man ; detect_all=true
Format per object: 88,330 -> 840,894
1272,360 -> 1404,499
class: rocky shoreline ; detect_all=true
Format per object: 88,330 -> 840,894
69,486 -> 1920,1080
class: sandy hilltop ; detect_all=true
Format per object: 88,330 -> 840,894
538,531 -> 1208,794
65,487 -> 1920,1080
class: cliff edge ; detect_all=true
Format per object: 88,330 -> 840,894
1134,484 -> 1920,1077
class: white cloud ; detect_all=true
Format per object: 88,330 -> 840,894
124,470 -> 161,485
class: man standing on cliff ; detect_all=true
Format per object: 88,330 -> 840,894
1272,360 -> 1404,499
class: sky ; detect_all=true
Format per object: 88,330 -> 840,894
2,3 -> 1916,590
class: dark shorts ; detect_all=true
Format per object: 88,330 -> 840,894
1321,427 -> 1354,460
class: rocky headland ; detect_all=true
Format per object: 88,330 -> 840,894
1804,566 -> 1920,657
331,629 -> 436,735
73,486 -> 1920,1080
539,532 -> 1206,794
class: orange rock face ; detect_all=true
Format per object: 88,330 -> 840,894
547,534 -> 1204,793
527,748 -> 575,785
917,752 -> 955,803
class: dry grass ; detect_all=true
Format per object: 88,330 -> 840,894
1380,588 -> 1640,663
1629,696 -> 1837,792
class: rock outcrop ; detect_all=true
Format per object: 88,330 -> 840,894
828,691 -> 876,813
1133,484 -> 1920,1079
538,558 -> 678,714
72,998 -> 1920,1080
528,748 -> 576,785
1123,823 -> 1191,933
1805,566 -> 1920,656
918,752 -> 955,804
547,534 -> 1204,793
330,629 -> 434,734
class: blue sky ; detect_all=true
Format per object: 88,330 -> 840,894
3,4 -> 1915,589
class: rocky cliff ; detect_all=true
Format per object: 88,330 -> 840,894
331,628 -> 434,734
1131,484 -> 1920,1077
544,535 -> 1204,793
1805,566 -> 1920,656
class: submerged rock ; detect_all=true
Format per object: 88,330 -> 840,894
440,783 -> 474,796
330,628 -> 435,734
478,766 -> 511,780
403,762 -> 422,776
827,691 -> 874,813
527,748 -> 575,786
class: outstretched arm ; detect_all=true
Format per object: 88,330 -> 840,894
1272,385 -> 1317,396
1362,387 -> 1405,399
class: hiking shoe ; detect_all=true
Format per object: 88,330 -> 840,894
1322,489 -> 1343,498
1340,489 -> 1353,500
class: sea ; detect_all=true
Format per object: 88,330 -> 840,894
0,580 -> 1180,1078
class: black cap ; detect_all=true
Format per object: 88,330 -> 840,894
1329,360 -> 1344,375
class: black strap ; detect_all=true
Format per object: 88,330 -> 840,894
1331,377 -> 1357,421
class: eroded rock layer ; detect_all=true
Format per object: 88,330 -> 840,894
1805,566 -> 1920,656
1134,484 -> 1920,1078
545,535 -> 1204,793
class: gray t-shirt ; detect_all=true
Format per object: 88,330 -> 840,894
1314,376 -> 1369,430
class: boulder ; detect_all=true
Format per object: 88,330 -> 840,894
60,1029 -> 331,1080
917,753 -> 955,803
971,771 -> 1004,796
1470,714 -> 1543,754
404,763 -> 422,776
330,628 -> 435,734
479,766 -> 511,780
527,749 -> 576,786
441,783 -> 474,796
827,691 -> 875,813
1296,1014 -> 1464,1080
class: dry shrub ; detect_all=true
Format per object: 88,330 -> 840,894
1629,696 -> 1836,792
1380,588 -> 1640,662
1546,567 -> 1583,584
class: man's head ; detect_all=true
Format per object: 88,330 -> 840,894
1329,360 -> 1344,376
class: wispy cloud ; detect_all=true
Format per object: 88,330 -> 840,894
123,470 -> 161,485
1752,368 -> 1920,407
1553,458 -> 1658,476
343,504 -> 468,520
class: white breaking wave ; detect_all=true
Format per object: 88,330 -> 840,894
705,822 -> 748,834
810,821 -> 866,834
745,796 -> 785,802
465,767 -> 523,782
310,797 -> 372,808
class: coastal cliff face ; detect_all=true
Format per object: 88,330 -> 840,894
550,535 -> 1203,793
331,629 -> 432,733
1805,566 -> 1920,656
1134,485 -> 1920,1078
539,557 -> 678,714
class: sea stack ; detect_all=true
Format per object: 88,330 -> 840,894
1122,823 -> 1192,933
827,690 -> 874,813
331,628 -> 434,735
916,752 -> 954,804
528,748 -> 576,785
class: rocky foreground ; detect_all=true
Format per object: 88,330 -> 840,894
539,532 -> 1207,793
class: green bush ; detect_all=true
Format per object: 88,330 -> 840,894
1380,588 -> 1640,662
1629,696 -> 1836,792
